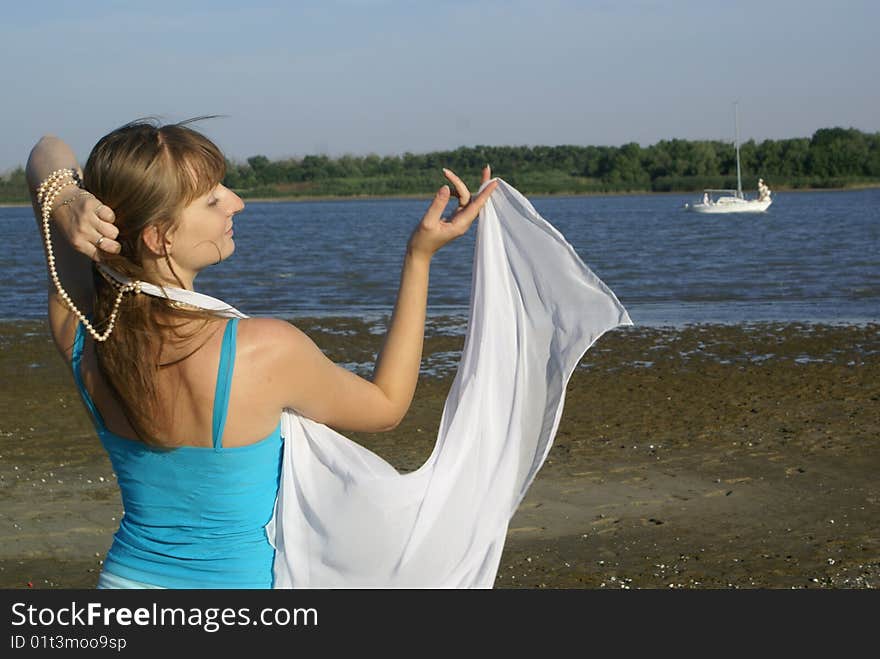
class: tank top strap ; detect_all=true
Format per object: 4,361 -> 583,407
211,318 -> 240,450
71,321 -> 108,433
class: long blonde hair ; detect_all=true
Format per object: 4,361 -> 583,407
83,118 -> 227,446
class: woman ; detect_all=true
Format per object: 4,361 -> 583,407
27,119 -> 497,589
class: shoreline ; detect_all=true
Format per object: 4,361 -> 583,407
2,183 -> 878,207
3,315 -> 878,333
237,184 -> 880,204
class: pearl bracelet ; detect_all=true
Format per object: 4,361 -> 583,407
37,168 -> 140,342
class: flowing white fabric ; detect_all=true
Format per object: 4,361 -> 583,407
104,179 -> 632,588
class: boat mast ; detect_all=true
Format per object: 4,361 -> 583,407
734,101 -> 743,199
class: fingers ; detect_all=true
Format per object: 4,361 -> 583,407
88,200 -> 121,256
448,179 -> 498,232
93,202 -> 116,225
422,185 -> 451,224
96,218 -> 120,241
95,234 -> 122,255
79,232 -> 121,261
63,197 -> 122,259
467,178 -> 498,214
442,168 -> 471,206
88,233 -> 121,260
441,166 -> 495,206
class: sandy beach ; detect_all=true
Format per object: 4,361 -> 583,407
1,318 -> 877,589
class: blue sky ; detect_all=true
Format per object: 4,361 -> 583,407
1,0 -> 877,171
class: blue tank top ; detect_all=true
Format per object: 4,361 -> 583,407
71,318 -> 283,589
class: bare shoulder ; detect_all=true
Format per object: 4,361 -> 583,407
236,317 -> 312,356
233,317 -> 323,415
234,317 -> 399,433
234,317 -> 320,376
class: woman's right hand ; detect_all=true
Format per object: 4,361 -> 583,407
407,166 -> 498,259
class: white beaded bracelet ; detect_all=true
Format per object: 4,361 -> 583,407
36,168 -> 140,342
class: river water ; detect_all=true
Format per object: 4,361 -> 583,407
2,187 -> 878,326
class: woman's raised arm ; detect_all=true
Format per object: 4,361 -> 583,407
252,168 -> 497,433
25,136 -> 120,357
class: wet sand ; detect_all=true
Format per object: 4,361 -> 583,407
1,318 -> 877,589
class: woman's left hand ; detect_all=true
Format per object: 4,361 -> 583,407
54,189 -> 121,261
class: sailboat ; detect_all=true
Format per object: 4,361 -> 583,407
685,102 -> 773,214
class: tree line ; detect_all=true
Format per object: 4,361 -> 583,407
2,127 -> 878,202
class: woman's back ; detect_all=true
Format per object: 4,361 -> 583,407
72,317 -> 283,588
76,316 -> 284,449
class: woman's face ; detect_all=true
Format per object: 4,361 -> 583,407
167,183 -> 244,278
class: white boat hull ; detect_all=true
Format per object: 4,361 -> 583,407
685,198 -> 772,214
684,104 -> 775,215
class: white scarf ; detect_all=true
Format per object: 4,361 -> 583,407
103,180 -> 632,587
